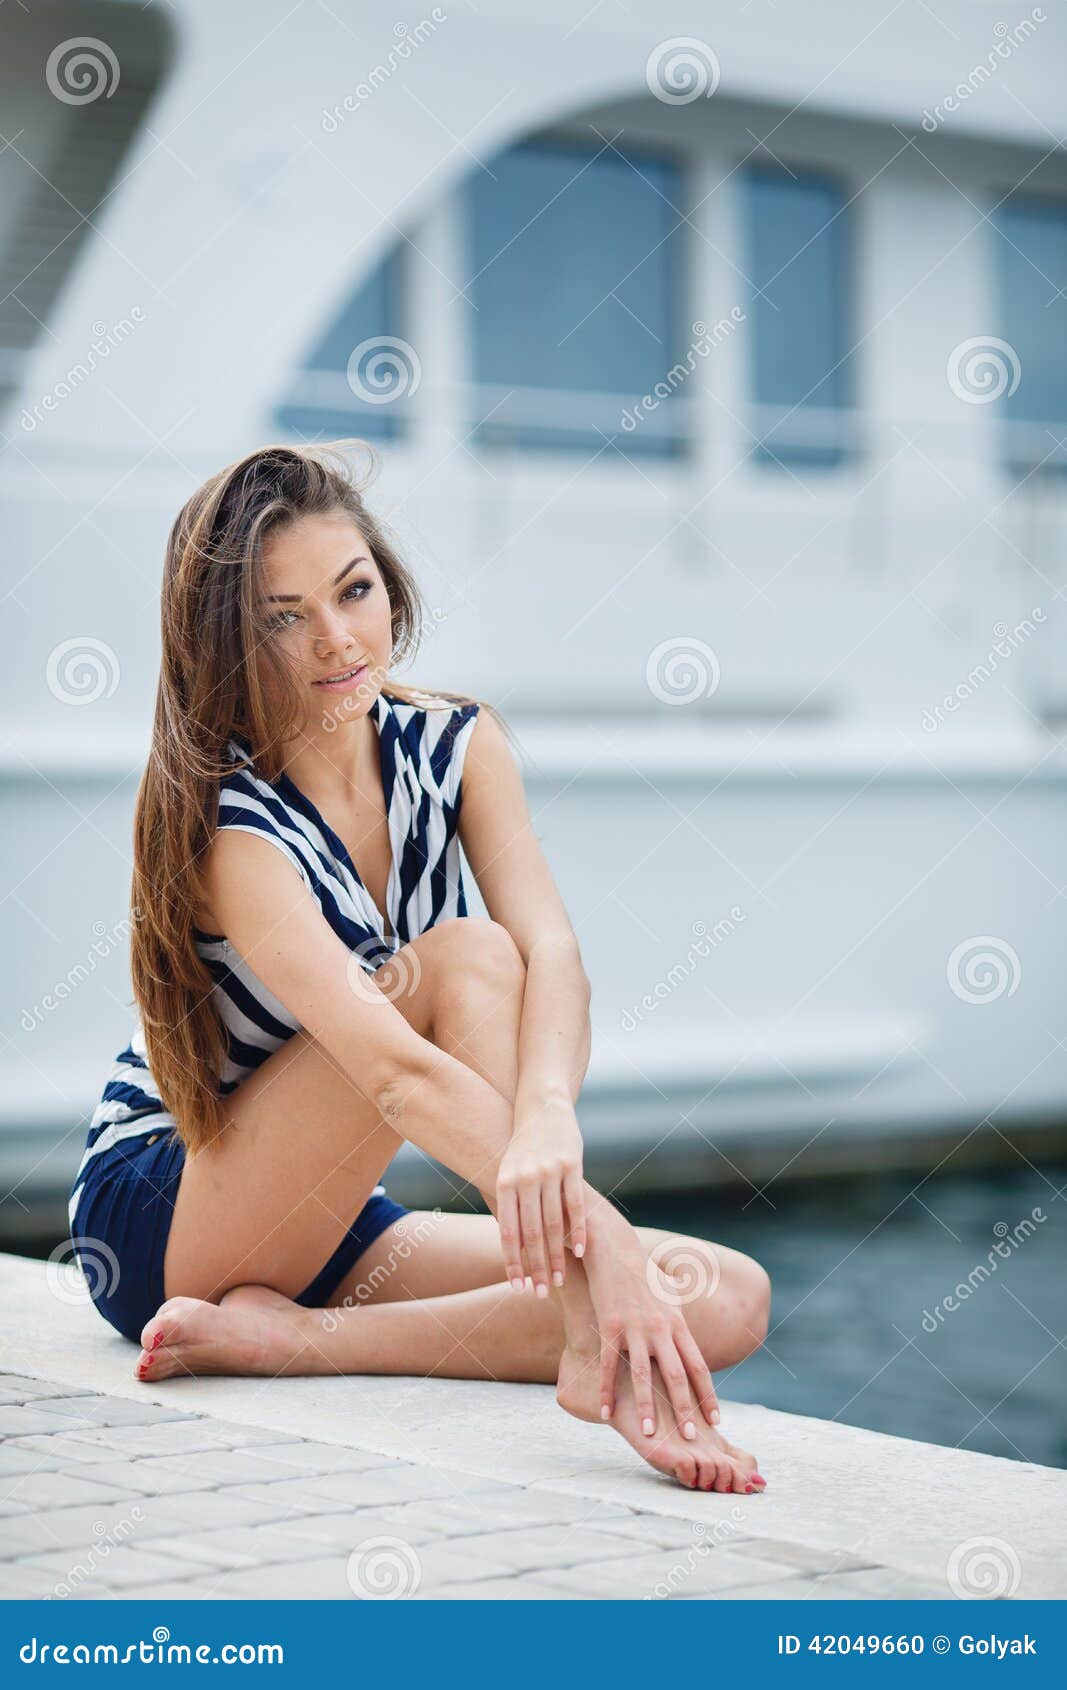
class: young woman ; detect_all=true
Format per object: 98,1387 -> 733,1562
68,442 -> 770,1495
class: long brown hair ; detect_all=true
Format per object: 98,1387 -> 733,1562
130,438 -> 508,1158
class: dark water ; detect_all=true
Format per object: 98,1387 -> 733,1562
633,1162 -> 1066,1469
16,1161 -> 1064,1468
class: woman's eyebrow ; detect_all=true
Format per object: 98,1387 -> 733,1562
266,555 -> 371,604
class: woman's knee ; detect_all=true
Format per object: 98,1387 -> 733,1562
430,919 -> 526,1019
643,1229 -> 771,1366
732,1252 -> 772,1353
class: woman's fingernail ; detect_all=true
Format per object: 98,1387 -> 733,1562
510,1277 -> 525,1292
535,1282 -> 548,1299
552,1271 -> 564,1287
600,1404 -> 611,1421
572,1242 -> 584,1258
711,1409 -> 720,1425
642,1417 -> 655,1436
683,1421 -> 696,1440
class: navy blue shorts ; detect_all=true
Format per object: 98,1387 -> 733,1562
69,1126 -> 408,1346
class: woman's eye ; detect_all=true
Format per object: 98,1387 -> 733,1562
266,582 -> 369,629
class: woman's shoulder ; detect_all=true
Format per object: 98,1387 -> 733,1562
385,684 -> 480,720
385,687 -> 481,790
206,735 -> 318,883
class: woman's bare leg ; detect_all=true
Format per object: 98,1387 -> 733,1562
156,916 -> 767,1371
158,919 -> 518,1307
140,918 -> 769,1490
158,917 -> 630,1379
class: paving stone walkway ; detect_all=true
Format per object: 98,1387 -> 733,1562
3,1252 -> 1065,1600
0,1371 -> 943,1601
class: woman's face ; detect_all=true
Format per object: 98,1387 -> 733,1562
258,511 -> 394,727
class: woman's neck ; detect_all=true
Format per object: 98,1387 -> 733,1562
280,707 -> 381,804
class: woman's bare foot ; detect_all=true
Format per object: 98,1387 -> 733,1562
556,1342 -> 766,1494
134,1285 -> 323,1381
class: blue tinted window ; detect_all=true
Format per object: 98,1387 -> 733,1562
742,167 -> 852,466
466,140 -> 686,456
994,196 -> 1067,473
275,246 -> 406,441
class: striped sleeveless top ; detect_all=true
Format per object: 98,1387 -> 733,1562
69,689 -> 480,1224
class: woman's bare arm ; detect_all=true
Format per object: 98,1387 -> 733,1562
457,706 -> 594,1284
203,827 -> 515,1202
201,826 -> 716,1437
458,707 -> 593,1110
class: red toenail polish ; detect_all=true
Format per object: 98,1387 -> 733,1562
151,1331 -> 165,1349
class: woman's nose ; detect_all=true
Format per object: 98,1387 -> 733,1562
313,610 -> 353,652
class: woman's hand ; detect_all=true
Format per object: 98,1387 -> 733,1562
580,1197 -> 720,1440
496,1094 -> 587,1294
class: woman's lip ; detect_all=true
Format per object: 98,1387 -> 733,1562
313,662 -> 369,691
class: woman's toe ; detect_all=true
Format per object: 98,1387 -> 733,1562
139,1298 -> 183,1352
674,1452 -> 698,1488
142,1344 -> 181,1381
